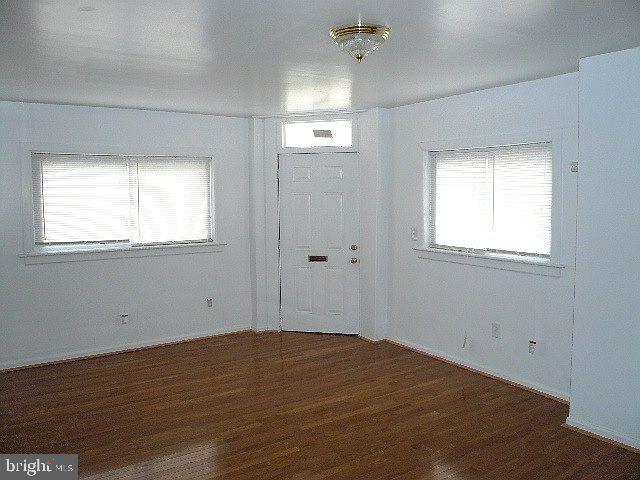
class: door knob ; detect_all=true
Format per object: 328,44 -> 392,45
351,257 -> 359,264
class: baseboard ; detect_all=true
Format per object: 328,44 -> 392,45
358,334 -> 383,343
385,336 -> 569,404
0,327 -> 252,372
252,328 -> 281,334
564,417 -> 639,453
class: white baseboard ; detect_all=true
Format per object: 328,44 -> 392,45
565,416 -> 639,452
359,334 -> 382,343
386,336 -> 569,403
0,326 -> 251,371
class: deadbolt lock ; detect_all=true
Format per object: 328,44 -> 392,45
351,244 -> 358,251
351,257 -> 359,264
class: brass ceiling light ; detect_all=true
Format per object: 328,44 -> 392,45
329,22 -> 391,62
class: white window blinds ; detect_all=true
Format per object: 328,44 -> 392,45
33,154 -> 130,244
428,143 -> 552,257
130,158 -> 212,245
32,153 -> 213,247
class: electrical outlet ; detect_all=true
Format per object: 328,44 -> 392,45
411,227 -> 419,242
491,322 -> 501,339
529,339 -> 537,354
206,298 -> 213,307
117,309 -> 137,325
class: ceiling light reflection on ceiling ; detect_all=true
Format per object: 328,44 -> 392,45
284,66 -> 352,113
329,23 -> 391,62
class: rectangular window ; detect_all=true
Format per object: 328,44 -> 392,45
32,153 -> 213,248
427,142 -> 552,258
282,119 -> 352,148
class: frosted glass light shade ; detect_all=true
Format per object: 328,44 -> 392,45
330,24 -> 390,62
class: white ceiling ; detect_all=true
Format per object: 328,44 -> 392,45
1,0 -> 639,117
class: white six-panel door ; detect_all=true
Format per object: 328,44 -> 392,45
279,153 -> 360,334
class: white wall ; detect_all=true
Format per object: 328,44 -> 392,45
387,74 -> 579,400
251,117 -> 281,332
0,102 -> 253,369
566,47 -> 640,449
358,108 -> 391,341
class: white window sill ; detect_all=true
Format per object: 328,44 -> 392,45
413,246 -> 564,277
19,242 -> 227,265
279,146 -> 359,154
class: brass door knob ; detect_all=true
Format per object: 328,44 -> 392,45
351,257 -> 359,264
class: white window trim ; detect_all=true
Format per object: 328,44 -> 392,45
19,241 -> 226,265
413,246 -> 563,277
417,130 -> 567,275
19,142 -> 225,263
278,114 -> 359,154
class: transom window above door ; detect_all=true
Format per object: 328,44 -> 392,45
30,153 -> 214,251
425,142 -> 553,259
282,119 -> 353,148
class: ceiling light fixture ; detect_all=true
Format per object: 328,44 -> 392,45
329,22 -> 391,63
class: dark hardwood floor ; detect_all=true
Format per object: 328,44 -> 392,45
1,331 -> 638,479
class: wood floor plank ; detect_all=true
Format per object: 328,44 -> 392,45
1,331 -> 638,479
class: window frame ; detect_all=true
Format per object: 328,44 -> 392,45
19,143 -> 224,264
278,114 -> 359,153
416,131 -> 566,274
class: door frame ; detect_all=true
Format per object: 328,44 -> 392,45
277,150 -> 361,333
251,110 -> 390,340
